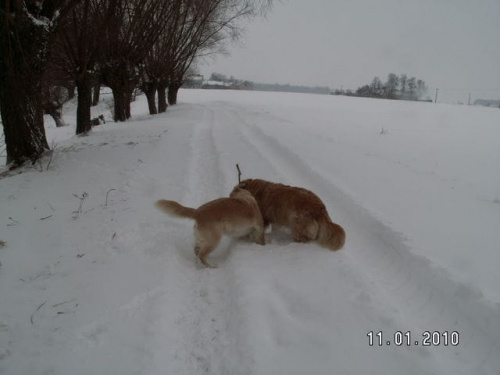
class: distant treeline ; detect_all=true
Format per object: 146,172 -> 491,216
253,83 -> 331,95
473,99 -> 500,108
201,73 -> 331,95
333,73 -> 429,101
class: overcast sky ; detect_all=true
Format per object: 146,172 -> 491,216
200,0 -> 500,103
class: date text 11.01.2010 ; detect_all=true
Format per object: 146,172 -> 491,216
367,331 -> 459,347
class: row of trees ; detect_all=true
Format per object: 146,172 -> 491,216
333,74 -> 428,101
0,0 -> 271,167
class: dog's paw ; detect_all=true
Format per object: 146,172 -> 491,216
200,263 -> 217,269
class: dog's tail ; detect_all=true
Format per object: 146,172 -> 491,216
316,216 -> 346,251
155,200 -> 197,220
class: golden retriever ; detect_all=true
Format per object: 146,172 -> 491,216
155,187 -> 265,267
237,179 -> 345,250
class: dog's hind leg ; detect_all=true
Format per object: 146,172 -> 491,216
193,224 -> 202,257
195,225 -> 222,268
198,244 -> 216,268
291,217 -> 318,243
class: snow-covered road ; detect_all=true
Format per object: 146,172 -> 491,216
1,90 -> 499,374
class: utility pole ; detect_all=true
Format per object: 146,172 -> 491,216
434,88 -> 439,104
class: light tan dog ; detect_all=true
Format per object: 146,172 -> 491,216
237,179 -> 345,250
155,187 -> 265,267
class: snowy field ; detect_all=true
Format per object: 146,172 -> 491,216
0,89 -> 499,374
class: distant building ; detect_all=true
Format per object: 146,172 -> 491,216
183,75 -> 204,88
202,80 -> 232,90
230,81 -> 253,90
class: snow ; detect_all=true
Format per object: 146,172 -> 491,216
1,89 -> 499,374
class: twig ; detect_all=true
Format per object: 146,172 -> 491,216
236,164 -> 242,184
40,215 -> 53,221
105,189 -> 116,206
31,301 -> 47,325
52,299 -> 77,308
7,217 -> 20,226
72,192 -> 89,219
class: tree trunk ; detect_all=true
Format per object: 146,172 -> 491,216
146,89 -> 158,115
0,6 -> 52,167
158,84 -> 168,113
68,84 -> 76,100
76,76 -> 93,134
46,106 -> 66,128
125,89 -> 133,119
0,78 -> 49,166
143,81 -> 158,115
92,81 -> 101,106
112,88 -> 128,122
168,83 -> 180,105
102,64 -> 135,122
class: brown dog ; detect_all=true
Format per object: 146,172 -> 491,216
237,179 -> 345,250
155,188 -> 265,267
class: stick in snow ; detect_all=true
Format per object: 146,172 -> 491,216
236,164 -> 242,184
72,192 -> 89,219
7,217 -> 20,226
105,189 -> 116,206
31,301 -> 47,325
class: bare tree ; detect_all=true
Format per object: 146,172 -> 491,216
370,77 -> 384,98
51,0 -> 122,134
385,73 -> 399,99
399,74 -> 408,97
43,87 -> 69,128
40,57 -> 76,128
98,0 -> 176,122
0,1 -> 80,167
407,77 -> 417,100
140,0 -> 184,115
165,0 -> 267,106
416,79 -> 427,100
141,0 -> 272,114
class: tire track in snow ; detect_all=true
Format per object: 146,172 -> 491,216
165,106 -> 254,375
207,106 -> 442,374
211,103 -> 500,374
